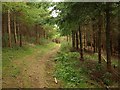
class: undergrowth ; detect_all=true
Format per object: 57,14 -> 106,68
54,42 -> 98,88
54,42 -> 118,88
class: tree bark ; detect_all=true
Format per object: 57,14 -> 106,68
13,14 -> 17,44
75,31 -> 79,50
67,35 -> 69,42
18,23 -> 22,47
20,33 -> 22,47
8,10 -> 12,47
36,24 -> 39,44
98,15 -> 102,64
106,3 -> 111,72
118,5 -> 120,86
44,30 -> 46,39
110,34 -> 113,55
79,25 -> 83,60
72,31 -> 75,49
2,13 -> 5,47
92,20 -> 96,53
83,32 -> 86,51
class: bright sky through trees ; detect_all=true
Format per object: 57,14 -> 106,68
48,5 -> 60,18
52,0 -> 61,2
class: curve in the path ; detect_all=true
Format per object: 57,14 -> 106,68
2,44 -> 61,88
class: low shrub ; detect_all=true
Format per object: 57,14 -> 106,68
102,72 -> 112,85
60,42 -> 72,52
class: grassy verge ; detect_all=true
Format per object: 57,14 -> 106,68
54,42 -> 118,88
54,42 -> 98,88
2,42 -> 56,78
2,42 -> 56,67
54,52 -> 99,88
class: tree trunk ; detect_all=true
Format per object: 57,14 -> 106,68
68,35 -> 71,42
20,33 -> 22,47
79,25 -> 83,60
44,30 -> 46,39
83,32 -> 86,51
98,15 -> 102,64
8,10 -> 12,47
18,23 -> 22,47
118,6 -> 120,52
118,6 -> 120,84
67,35 -> 69,42
14,14 -> 17,44
72,31 -> 75,49
36,24 -> 39,44
106,3 -> 111,72
2,13 -> 5,47
95,34 -> 98,52
75,31 -> 79,50
110,34 -> 113,55
92,21 -> 96,53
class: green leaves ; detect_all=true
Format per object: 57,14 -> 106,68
52,2 -> 119,37
54,48 -> 91,88
102,72 -> 112,85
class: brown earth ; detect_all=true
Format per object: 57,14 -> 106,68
2,44 -> 62,88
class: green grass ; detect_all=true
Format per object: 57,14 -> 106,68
111,57 -> 118,67
54,51 -> 98,88
10,66 -> 20,77
2,42 -> 56,78
60,41 -> 72,52
84,53 -> 98,61
54,42 -> 98,88
2,46 -> 33,67
54,42 -> 118,88
2,42 -> 56,67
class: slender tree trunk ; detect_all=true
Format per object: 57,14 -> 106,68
94,34 -> 96,52
118,5 -> 120,55
39,30 -> 41,38
91,35 -> 93,51
72,31 -> 75,49
8,10 -> 12,47
14,14 -> 17,44
20,33 -> 22,47
2,13 -> 5,47
44,30 -> 46,39
75,31 -> 79,50
18,23 -> 22,47
68,35 -> 71,42
36,24 -> 39,44
83,32 -> 86,51
95,30 -> 98,52
110,34 -> 113,55
67,35 -> 68,42
79,25 -> 83,60
92,21 -> 96,53
98,15 -> 102,64
17,23 -> 19,42
106,3 -> 111,72
118,6 -> 120,86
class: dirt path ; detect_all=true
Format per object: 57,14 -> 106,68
2,44 -> 61,88
25,44 -> 61,88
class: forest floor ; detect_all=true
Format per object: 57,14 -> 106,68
2,43 -> 62,88
2,42 -> 119,88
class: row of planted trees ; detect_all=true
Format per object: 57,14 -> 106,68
2,2 -> 56,48
54,2 -> 120,72
2,2 -> 120,72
